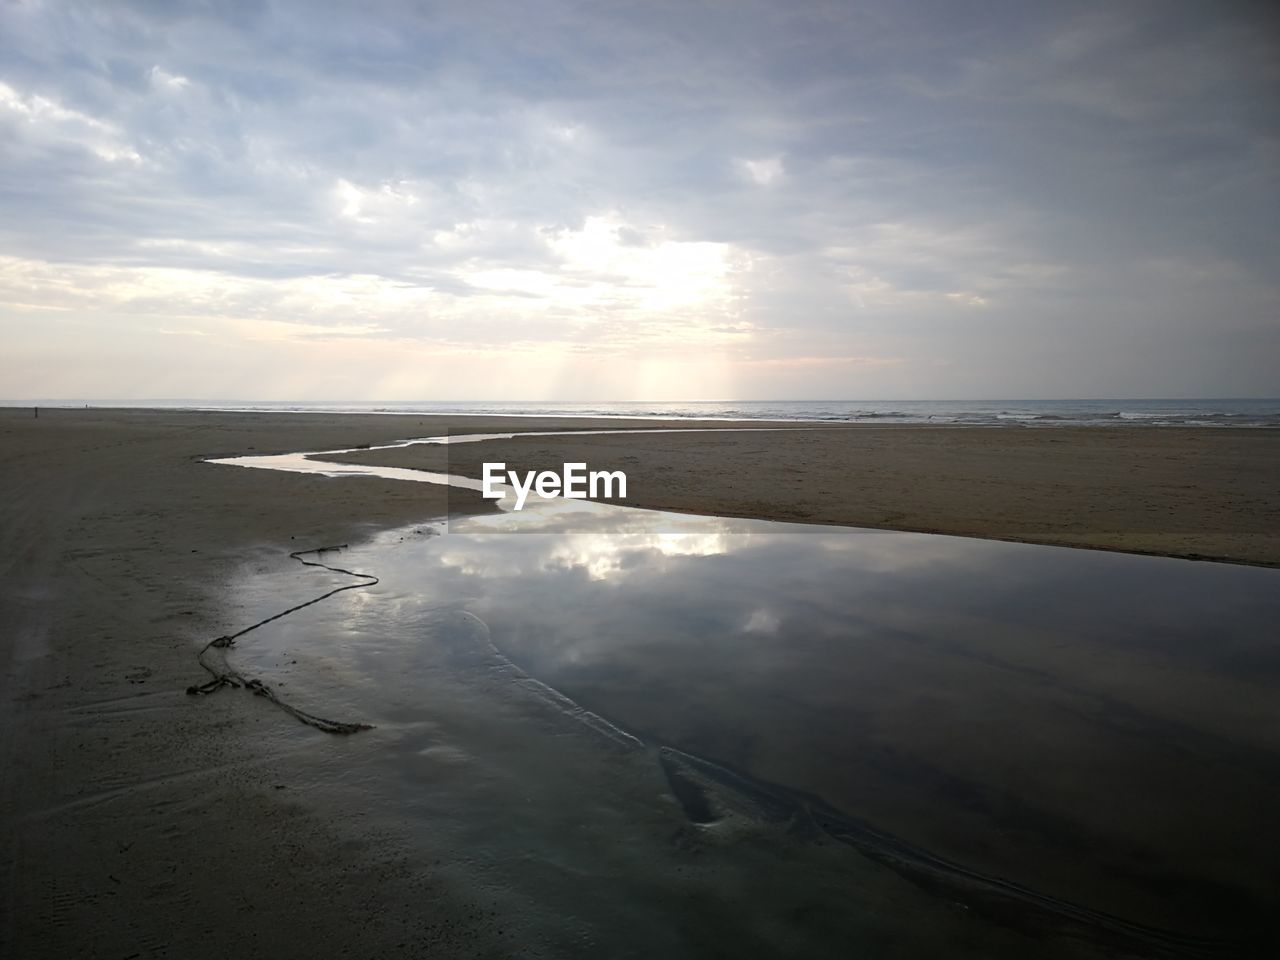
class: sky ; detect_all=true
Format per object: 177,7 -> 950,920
1,0 -> 1277,401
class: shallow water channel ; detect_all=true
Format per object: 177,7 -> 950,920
208,434 -> 1280,958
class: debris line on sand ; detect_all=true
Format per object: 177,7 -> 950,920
186,545 -> 377,734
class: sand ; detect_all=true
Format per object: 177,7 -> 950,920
2,406 -> 1277,957
0,407 -> 664,958
330,423 -> 1280,567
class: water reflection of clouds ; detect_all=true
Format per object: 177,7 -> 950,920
222,435 -> 1280,775
434,530 -> 735,583
451,493 -> 1002,584
407,517 -> 1280,733
216,434 -> 1280,946
742,608 -> 781,634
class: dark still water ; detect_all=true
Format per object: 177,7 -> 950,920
224,501 -> 1280,958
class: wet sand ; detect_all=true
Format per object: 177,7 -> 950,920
2,406 -> 1277,957
0,407 -> 668,958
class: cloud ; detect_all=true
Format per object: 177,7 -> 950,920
0,0 -> 1277,399
736,155 -> 785,186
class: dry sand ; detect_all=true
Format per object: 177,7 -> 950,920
331,424 -> 1280,567
2,407 -> 1277,957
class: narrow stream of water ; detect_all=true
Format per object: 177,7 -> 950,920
206,432 -> 1280,958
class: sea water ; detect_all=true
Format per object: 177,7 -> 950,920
17,396 -> 1280,428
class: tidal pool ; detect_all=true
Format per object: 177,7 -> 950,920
211,442 -> 1280,958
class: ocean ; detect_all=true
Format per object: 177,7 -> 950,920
13,397 -> 1280,427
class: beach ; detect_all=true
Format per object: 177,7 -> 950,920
0,407 -> 768,958
330,422 -> 1280,567
3,407 -> 1279,958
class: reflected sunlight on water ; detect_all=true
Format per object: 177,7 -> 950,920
212,434 -> 1280,958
